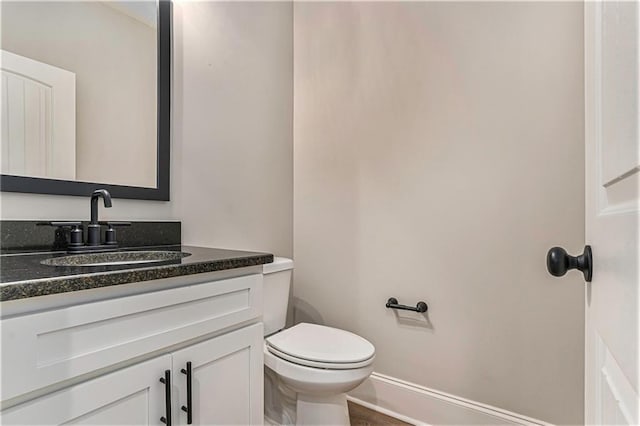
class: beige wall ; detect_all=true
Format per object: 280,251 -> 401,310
1,1 -> 157,188
293,2 -> 584,424
0,191 -> 177,221
174,1 -> 293,257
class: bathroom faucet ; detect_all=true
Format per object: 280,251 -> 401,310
87,189 -> 112,245
40,189 -> 129,252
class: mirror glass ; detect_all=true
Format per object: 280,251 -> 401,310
1,1 -> 158,189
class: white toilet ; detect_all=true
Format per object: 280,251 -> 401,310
262,258 -> 375,425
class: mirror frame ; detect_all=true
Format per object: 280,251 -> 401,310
0,0 -> 172,201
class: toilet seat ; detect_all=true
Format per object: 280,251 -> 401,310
263,345 -> 375,395
265,323 -> 375,370
267,345 -> 374,369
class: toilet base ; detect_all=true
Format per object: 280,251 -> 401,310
265,366 -> 297,424
296,393 -> 350,426
263,340 -> 373,425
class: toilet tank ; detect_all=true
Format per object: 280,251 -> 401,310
262,257 -> 294,336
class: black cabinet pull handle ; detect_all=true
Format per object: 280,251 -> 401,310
546,245 -> 592,282
181,362 -> 193,424
386,297 -> 428,313
160,370 -> 172,426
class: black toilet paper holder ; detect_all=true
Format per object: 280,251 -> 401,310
386,297 -> 428,313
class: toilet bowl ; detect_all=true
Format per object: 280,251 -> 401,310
263,258 -> 375,425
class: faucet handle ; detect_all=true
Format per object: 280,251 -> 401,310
99,222 -> 131,245
37,221 -> 82,227
98,221 -> 131,227
37,222 -> 84,249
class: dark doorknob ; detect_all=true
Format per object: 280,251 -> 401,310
546,245 -> 592,282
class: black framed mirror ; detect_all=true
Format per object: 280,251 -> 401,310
0,0 -> 171,201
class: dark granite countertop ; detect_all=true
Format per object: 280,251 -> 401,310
0,245 -> 273,301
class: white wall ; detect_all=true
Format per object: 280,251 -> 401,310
174,1 -> 293,257
1,1 -> 157,188
293,2 -> 584,424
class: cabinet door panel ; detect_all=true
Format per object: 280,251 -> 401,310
173,323 -> 263,425
1,355 -> 171,426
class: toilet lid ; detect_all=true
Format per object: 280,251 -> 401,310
265,323 -> 375,365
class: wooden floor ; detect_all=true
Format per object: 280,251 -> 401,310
347,401 -> 412,426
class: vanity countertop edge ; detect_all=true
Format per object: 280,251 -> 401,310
0,245 -> 274,302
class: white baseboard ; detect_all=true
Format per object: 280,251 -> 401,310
347,372 -> 553,426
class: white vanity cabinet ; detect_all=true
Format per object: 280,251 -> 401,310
0,270 -> 265,426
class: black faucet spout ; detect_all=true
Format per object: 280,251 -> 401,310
90,189 -> 112,224
88,189 -> 112,245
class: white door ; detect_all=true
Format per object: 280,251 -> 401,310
584,1 -> 639,424
0,355 -> 171,425
172,323 -> 264,426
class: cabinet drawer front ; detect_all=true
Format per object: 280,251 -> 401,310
1,274 -> 262,402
